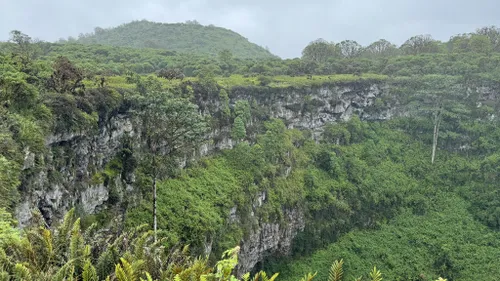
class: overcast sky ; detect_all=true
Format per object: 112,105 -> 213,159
1,0 -> 499,58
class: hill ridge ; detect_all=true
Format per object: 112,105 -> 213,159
67,19 -> 276,59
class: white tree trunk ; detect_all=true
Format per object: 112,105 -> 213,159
153,176 -> 157,242
431,109 -> 442,164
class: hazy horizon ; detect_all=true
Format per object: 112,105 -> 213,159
1,0 -> 499,58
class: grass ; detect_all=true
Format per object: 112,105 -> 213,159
99,73 -> 389,92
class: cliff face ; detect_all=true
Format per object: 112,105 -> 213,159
16,114 -> 136,226
15,81 -> 391,272
229,82 -> 392,133
236,207 -> 305,275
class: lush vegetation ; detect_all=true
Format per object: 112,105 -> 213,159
0,207 -> 449,281
65,20 -> 275,59
2,24 -> 500,281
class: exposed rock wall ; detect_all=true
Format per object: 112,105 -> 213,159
15,81 -> 392,272
237,208 -> 305,275
229,83 -> 392,132
17,114 -> 135,226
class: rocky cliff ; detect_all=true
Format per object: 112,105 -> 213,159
15,81 -> 392,272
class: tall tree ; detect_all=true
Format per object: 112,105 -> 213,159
449,34 -> 492,54
135,91 -> 207,240
46,56 -> 85,94
337,40 -> 363,58
302,39 -> 337,63
476,26 -> 500,52
8,30 -> 40,69
363,39 -> 398,57
410,75 -> 466,164
401,35 -> 441,55
231,116 -> 246,141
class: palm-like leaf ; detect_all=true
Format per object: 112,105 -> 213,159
82,260 -> 98,281
369,267 -> 382,281
299,272 -> 317,281
13,263 -> 32,281
329,259 -> 344,281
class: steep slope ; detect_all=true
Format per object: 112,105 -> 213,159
71,20 -> 276,59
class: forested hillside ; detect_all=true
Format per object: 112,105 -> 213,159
1,26 -> 500,281
64,20 -> 276,59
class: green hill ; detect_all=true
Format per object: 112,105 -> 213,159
70,20 -> 276,59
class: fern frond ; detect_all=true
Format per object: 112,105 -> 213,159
140,272 -> 154,281
242,272 -> 251,281
13,263 -> 32,281
83,222 -> 98,242
182,245 -> 190,255
260,271 -> 269,281
120,258 -> 135,281
131,259 -> 145,281
435,278 -> 447,281
55,208 -> 75,252
0,271 -> 10,281
329,259 -> 344,281
69,218 -> 84,261
133,232 -> 152,261
252,271 -> 261,281
82,260 -> 98,281
174,274 -> 182,281
41,228 -> 54,262
115,263 -> 129,281
369,266 -> 382,281
268,272 -> 279,281
53,262 -> 76,281
299,272 -> 317,281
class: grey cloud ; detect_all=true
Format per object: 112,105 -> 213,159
1,0 -> 500,58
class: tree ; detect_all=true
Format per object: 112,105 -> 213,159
401,35 -> 441,55
0,63 -> 38,110
448,34 -> 472,53
410,75 -> 466,164
231,116 -> 246,141
157,68 -> 185,80
302,39 -> 337,63
218,49 -> 233,64
9,30 -> 40,69
46,56 -> 85,94
476,26 -> 500,51
0,208 -> 19,248
136,91 -> 207,240
363,39 -> 398,57
0,156 -> 20,210
218,49 -> 235,75
337,40 -> 363,58
449,34 -> 492,54
234,100 -> 251,126
258,119 -> 293,165
469,34 -> 493,54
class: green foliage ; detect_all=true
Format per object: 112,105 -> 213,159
328,259 -> 344,281
302,39 -> 337,63
134,90 -> 208,176
72,20 -> 276,59
271,193 -> 500,281
4,24 -> 500,281
127,158 -> 242,253
231,116 -> 247,141
0,156 -> 20,209
0,209 -> 20,248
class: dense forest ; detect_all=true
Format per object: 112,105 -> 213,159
1,23 -> 500,281
63,20 -> 276,59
